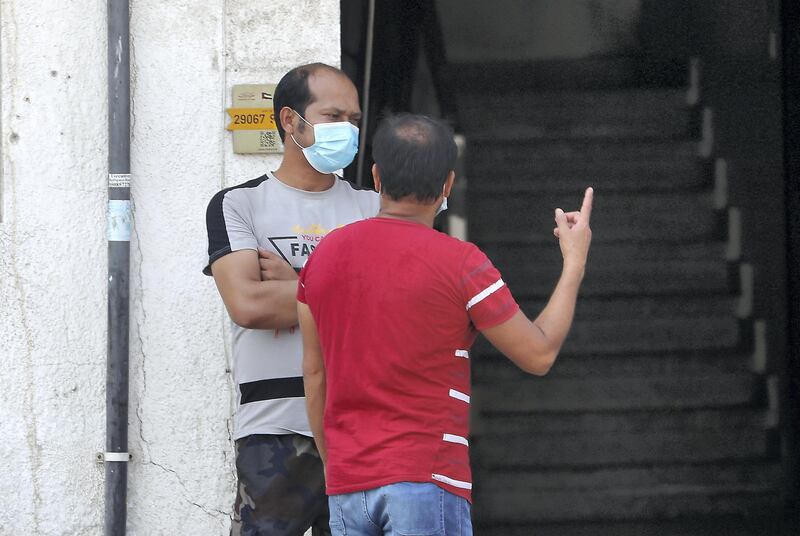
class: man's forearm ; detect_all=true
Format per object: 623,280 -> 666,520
211,249 -> 300,330
229,279 -> 299,330
533,262 -> 584,354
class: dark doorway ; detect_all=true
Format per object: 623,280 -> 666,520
340,1 -> 795,533
341,0 -> 454,188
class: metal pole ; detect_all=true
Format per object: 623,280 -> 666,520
105,0 -> 131,534
355,0 -> 376,187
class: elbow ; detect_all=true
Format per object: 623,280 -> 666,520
228,302 -> 266,329
232,313 -> 258,329
524,347 -> 559,376
529,358 -> 555,376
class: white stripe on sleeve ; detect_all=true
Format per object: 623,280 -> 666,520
466,278 -> 505,310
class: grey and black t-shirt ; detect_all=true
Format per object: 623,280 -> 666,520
204,171 -> 379,439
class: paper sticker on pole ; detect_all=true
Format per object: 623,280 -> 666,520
108,173 -> 131,189
107,200 -> 132,242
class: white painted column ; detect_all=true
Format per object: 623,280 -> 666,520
0,2 -> 342,534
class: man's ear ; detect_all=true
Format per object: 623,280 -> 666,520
372,163 -> 381,193
443,170 -> 456,197
279,106 -> 296,136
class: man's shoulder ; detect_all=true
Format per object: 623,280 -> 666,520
207,174 -> 270,210
335,176 -> 377,195
425,232 -> 489,272
334,178 -> 378,201
324,217 -> 369,241
428,227 -> 478,251
311,217 -> 372,255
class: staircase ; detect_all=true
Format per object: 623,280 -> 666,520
454,61 -> 786,534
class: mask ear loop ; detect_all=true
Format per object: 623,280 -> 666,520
292,109 -> 313,127
436,184 -> 449,215
289,109 -> 315,149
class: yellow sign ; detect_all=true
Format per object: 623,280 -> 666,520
226,108 -> 276,131
229,84 -> 284,154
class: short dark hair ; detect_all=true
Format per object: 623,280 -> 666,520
272,63 -> 347,141
372,114 -> 457,202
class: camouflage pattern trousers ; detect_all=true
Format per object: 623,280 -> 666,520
231,434 -> 331,536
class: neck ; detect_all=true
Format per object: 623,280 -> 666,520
377,199 -> 436,228
273,152 -> 335,192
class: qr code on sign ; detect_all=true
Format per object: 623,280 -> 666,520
260,131 -> 279,150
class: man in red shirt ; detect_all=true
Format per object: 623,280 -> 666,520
297,114 -> 593,535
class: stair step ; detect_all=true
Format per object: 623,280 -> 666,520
472,462 -> 783,523
522,295 -> 737,321
443,57 -> 664,93
444,57 -> 688,95
503,295 -> 741,354
466,162 -> 708,194
473,408 -> 769,435
468,192 -> 720,243
470,409 -> 771,468
458,89 -> 694,140
464,139 -> 707,194
482,241 -> 731,298
468,139 -> 699,169
559,319 -> 740,356
472,371 -> 756,413
475,517 -> 791,536
473,350 -> 752,383
474,462 -> 782,493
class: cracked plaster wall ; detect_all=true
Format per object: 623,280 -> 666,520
0,1 -> 340,534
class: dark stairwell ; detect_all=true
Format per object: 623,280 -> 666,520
341,1 -> 793,532
451,55 -> 787,535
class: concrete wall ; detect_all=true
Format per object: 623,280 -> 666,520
0,1 -> 340,534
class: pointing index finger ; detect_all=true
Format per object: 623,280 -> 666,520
580,187 -> 594,223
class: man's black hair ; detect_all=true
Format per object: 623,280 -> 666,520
372,114 -> 457,202
272,63 -> 348,142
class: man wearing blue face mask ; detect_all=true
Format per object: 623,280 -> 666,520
204,63 -> 379,536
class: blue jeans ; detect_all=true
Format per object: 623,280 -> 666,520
327,482 -> 472,536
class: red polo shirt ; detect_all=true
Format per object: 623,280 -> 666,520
297,217 -> 519,502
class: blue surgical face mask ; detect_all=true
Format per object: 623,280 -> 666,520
290,110 -> 359,174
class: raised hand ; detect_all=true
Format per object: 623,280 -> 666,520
258,248 -> 299,281
553,187 -> 593,275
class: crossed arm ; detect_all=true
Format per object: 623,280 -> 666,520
210,248 -> 299,329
